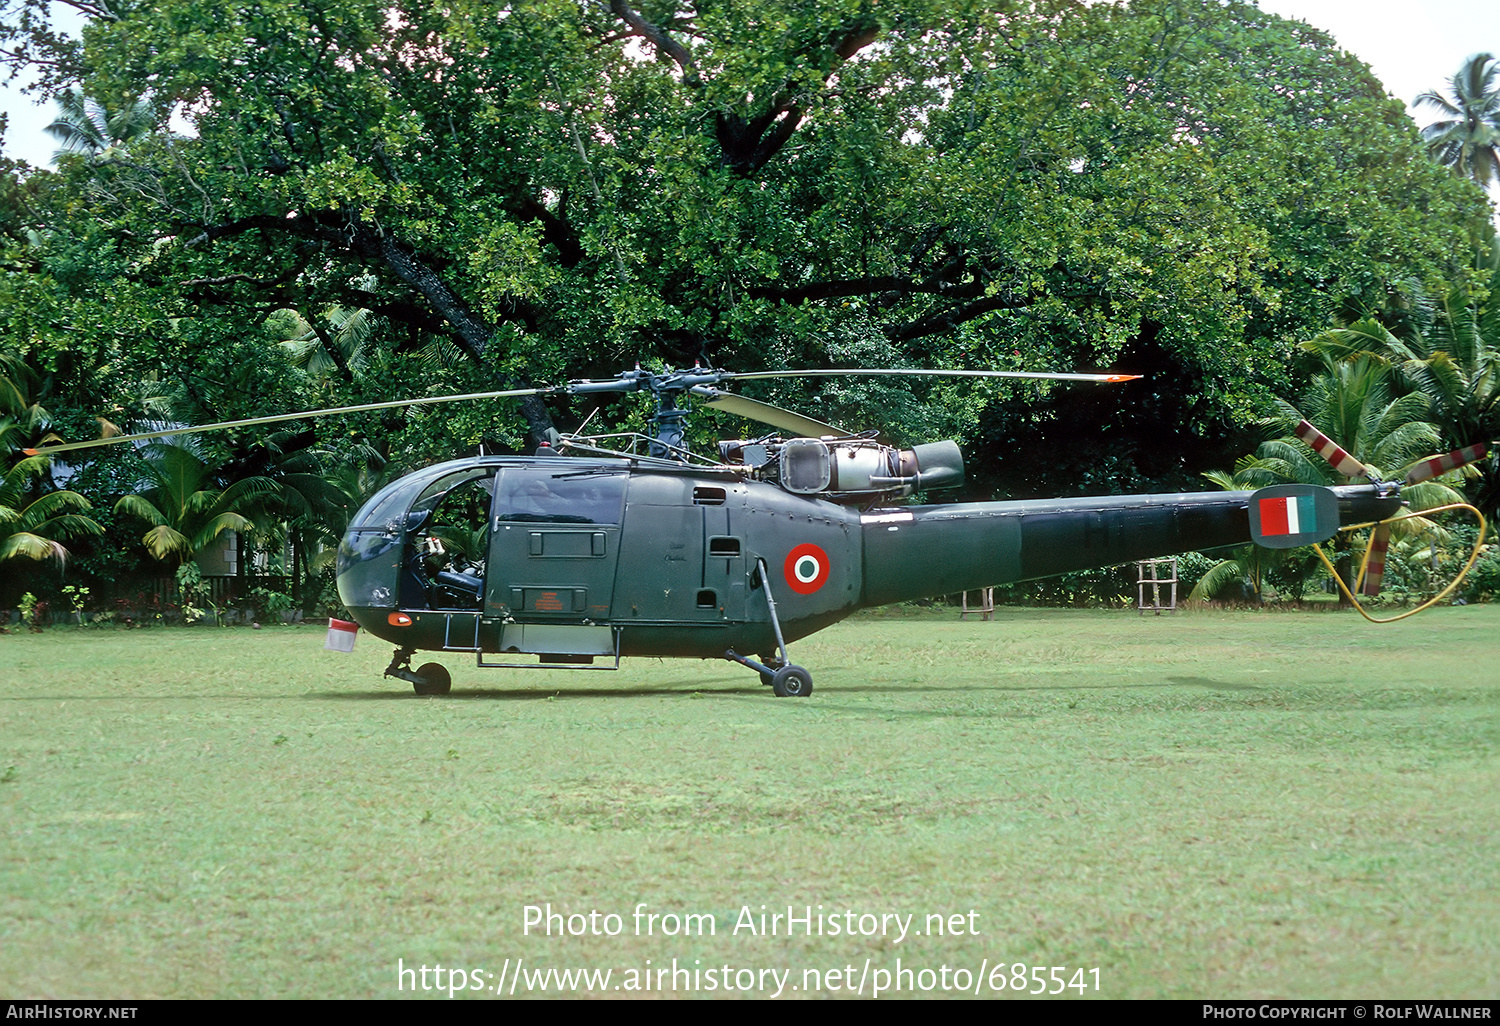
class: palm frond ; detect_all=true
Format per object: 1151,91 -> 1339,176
141,525 -> 193,561
1188,557 -> 1250,604
0,533 -> 67,563
115,494 -> 169,527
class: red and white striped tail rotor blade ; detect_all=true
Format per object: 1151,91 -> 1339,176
1403,442 -> 1489,485
1360,523 -> 1391,597
1295,420 -> 1372,479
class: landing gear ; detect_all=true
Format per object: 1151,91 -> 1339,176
771,664 -> 813,698
723,557 -> 815,697
384,647 -> 453,695
413,662 -> 452,695
725,650 -> 813,698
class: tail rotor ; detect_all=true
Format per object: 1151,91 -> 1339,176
1291,419 -> 1490,611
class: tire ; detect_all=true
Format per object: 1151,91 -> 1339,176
770,664 -> 812,698
413,662 -> 452,695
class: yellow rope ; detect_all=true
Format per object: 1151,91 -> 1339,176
1311,503 -> 1487,624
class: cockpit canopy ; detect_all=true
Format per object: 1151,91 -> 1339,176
337,457 -> 631,610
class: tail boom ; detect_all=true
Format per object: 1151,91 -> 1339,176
858,485 -> 1400,607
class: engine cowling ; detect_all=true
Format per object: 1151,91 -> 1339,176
754,437 -> 964,499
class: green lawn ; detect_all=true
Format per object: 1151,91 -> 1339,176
2,606 -> 1497,999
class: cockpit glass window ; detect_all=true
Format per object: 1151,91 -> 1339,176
494,470 -> 626,524
351,477 -> 423,532
411,468 -> 495,519
427,476 -> 494,561
348,462 -> 495,532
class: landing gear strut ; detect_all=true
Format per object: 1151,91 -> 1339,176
384,647 -> 452,695
725,557 -> 814,697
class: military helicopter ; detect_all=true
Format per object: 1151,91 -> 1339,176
32,365 -> 1486,697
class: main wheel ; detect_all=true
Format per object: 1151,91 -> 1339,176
413,662 -> 452,695
770,664 -> 812,698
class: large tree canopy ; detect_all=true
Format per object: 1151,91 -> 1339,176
2,0 -> 1492,493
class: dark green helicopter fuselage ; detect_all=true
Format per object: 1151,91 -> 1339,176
336,455 -> 1400,664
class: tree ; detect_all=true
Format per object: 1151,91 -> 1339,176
1198,356 -> 1467,603
113,442 -> 279,565
1415,53 -> 1500,190
217,429 -> 356,608
3,0 -> 1489,484
1,434 -> 101,568
44,87 -> 155,162
0,354 -> 103,575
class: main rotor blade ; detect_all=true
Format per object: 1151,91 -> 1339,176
698,391 -> 850,438
25,387 -> 551,456
1294,420 -> 1375,479
1404,442 -> 1489,485
720,368 -> 1142,384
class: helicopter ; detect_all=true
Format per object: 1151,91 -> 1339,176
32,365 -> 1487,698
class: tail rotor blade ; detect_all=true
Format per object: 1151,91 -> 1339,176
1404,442 -> 1490,485
1295,420 -> 1374,479
1359,523 -> 1392,597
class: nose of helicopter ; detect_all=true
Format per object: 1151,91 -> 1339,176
336,527 -> 402,613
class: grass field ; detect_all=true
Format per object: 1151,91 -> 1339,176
2,605 -> 1497,1000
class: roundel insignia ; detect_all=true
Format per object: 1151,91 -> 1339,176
784,543 -> 830,594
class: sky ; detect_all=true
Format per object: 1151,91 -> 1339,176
1,0 -> 1497,169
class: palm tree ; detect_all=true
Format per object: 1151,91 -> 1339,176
219,431 -> 360,608
272,301 -> 466,384
1414,53 -> 1500,189
1,360 -> 104,567
1,450 -> 103,566
1189,451 -> 1324,604
113,442 -> 280,565
44,88 -> 156,163
1276,357 -> 1449,485
274,306 -> 379,383
1302,248 -> 1500,514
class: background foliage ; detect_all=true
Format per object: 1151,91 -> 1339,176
0,0 -> 1496,603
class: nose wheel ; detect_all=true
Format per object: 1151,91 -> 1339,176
384,648 -> 453,695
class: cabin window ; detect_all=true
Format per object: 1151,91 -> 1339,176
493,469 -> 627,525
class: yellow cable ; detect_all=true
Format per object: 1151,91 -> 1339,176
1311,503 -> 1487,623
